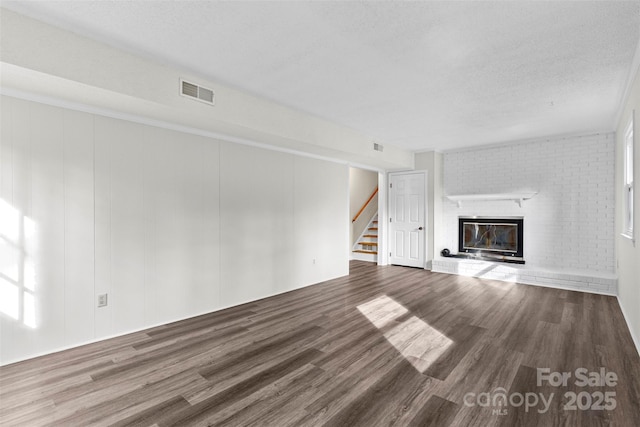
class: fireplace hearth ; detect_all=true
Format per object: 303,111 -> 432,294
457,216 -> 524,264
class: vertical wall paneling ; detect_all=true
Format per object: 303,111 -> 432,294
13,99 -> 34,354
109,119 -> 147,334
29,102 -> 66,357
189,134 -> 220,316
0,97 -> 10,356
172,131 -> 198,318
0,96 -> 350,364
144,126 -> 170,326
0,97 -> 13,201
220,142 -> 294,306
167,130 -> 202,320
0,98 -> 10,359
93,116 -> 113,338
143,127 -> 221,324
293,157 -> 349,287
63,110 -> 95,344
0,97 -> 16,361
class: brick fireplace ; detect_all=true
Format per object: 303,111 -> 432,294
433,132 -> 616,295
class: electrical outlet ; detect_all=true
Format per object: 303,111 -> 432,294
98,293 -> 108,307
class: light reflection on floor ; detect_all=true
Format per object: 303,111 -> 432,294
357,294 -> 452,373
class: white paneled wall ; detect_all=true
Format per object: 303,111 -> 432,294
294,157 -> 349,288
63,108 -> 95,345
109,117 -> 147,333
441,133 -> 615,275
0,96 -> 349,364
92,117 -> 222,338
219,143 -> 295,307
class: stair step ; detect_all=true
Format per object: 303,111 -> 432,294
359,242 -> 378,246
353,250 -> 378,255
368,227 -> 379,231
363,234 -> 378,238
372,220 -> 378,223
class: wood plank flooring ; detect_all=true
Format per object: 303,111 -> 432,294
1,261 -> 639,426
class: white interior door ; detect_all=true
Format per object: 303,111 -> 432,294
389,172 -> 426,268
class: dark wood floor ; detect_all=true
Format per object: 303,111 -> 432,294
1,261 -> 639,426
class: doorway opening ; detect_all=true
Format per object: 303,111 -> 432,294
349,167 -> 379,263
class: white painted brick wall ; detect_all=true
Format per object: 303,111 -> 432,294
431,258 -> 617,295
442,133 -> 615,276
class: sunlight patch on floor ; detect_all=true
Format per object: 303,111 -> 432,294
358,294 -> 453,373
356,294 -> 408,328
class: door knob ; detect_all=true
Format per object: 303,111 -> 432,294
418,227 -> 423,230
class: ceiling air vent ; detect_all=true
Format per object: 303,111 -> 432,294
180,79 -> 215,106
373,143 -> 384,152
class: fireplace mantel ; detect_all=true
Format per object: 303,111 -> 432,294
446,192 -> 537,208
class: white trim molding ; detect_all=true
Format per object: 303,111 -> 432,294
617,296 -> 640,358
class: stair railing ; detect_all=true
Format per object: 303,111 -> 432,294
352,187 -> 378,223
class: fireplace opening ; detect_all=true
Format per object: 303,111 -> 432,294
458,216 -> 524,263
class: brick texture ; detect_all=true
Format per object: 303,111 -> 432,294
442,133 -> 615,277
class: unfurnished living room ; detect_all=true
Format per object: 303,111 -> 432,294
0,1 -> 639,426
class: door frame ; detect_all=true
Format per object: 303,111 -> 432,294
377,171 -> 387,266
386,170 -> 428,269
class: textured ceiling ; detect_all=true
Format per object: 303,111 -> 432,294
2,1 -> 639,151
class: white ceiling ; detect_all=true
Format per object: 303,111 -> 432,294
2,1 -> 640,152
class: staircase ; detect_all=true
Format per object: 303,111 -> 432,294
352,214 -> 378,263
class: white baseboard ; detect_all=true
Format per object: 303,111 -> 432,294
351,252 -> 377,263
0,272 -> 349,367
617,296 -> 640,358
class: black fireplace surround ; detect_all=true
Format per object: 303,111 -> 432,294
457,216 -> 524,263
